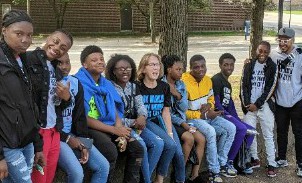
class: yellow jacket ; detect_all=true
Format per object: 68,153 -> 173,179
181,72 -> 214,120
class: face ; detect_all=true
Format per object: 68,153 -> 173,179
143,55 -> 161,81
43,32 -> 72,61
190,60 -> 207,81
168,61 -> 184,81
113,60 -> 132,84
83,52 -> 106,76
57,53 -> 71,76
219,58 -> 235,77
277,36 -> 294,54
256,44 -> 270,63
2,21 -> 33,56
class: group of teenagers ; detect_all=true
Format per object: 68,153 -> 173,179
1,8 -> 302,183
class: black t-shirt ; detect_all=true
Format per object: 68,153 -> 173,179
138,80 -> 171,118
211,72 -> 232,108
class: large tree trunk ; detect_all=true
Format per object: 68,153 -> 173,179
278,0 -> 283,31
158,0 -> 188,70
149,0 -> 156,43
249,0 -> 265,59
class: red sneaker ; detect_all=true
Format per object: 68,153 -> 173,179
267,165 -> 277,177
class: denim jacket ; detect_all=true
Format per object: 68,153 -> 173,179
162,76 -> 188,126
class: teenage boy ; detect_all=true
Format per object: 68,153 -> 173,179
270,27 -> 302,177
182,54 -> 236,183
27,29 -> 73,183
212,53 -> 255,174
240,41 -> 278,177
57,53 -> 109,182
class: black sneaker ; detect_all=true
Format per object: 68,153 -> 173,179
209,172 -> 223,183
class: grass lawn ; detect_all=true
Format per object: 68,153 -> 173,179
283,10 -> 302,15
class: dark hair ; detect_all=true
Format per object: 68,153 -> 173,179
80,45 -> 103,64
105,54 -> 137,82
2,9 -> 32,28
162,55 -> 182,75
219,53 -> 236,65
259,41 -> 271,51
53,29 -> 73,46
189,54 -> 205,67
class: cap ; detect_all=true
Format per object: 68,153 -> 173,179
278,27 -> 295,38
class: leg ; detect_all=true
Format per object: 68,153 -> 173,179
172,126 -> 186,183
87,145 -> 110,183
175,125 -> 194,162
45,129 -> 60,183
22,143 -> 35,174
243,111 -> 258,161
275,103 -> 290,160
2,144 -> 34,183
191,131 -> 206,180
58,142 -> 83,183
188,119 -> 220,174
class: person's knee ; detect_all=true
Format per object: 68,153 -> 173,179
164,138 -> 177,152
195,132 -> 206,147
181,132 -> 194,147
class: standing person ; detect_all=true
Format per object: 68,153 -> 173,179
27,29 -> 73,183
136,53 -> 177,183
240,41 -> 278,177
270,27 -> 302,177
182,54 -> 236,183
212,53 -> 255,174
57,53 -> 109,183
105,54 -> 164,183
75,45 -> 144,183
0,9 -> 45,183
161,55 -> 206,182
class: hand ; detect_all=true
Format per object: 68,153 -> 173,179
79,149 -> 89,164
67,136 -> 83,150
200,103 -> 211,113
206,110 -> 222,120
114,126 -> 131,139
56,81 -> 71,101
244,58 -> 251,65
246,104 -> 258,112
134,116 -> 146,130
34,151 -> 46,167
0,159 -> 8,180
168,83 -> 181,100
115,137 -> 127,152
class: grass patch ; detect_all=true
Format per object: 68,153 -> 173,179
283,10 -> 302,15
189,31 -> 243,37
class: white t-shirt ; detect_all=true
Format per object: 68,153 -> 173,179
250,61 -> 266,104
46,61 -> 57,128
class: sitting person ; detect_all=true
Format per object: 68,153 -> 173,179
162,55 -> 206,182
105,54 -> 164,183
57,53 -> 109,183
211,53 -> 255,174
75,45 -> 144,183
182,54 -> 236,183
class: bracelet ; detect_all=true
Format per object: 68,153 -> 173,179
204,111 -> 208,120
66,135 -> 71,143
168,132 -> 173,135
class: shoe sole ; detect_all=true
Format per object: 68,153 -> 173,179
251,165 -> 261,169
267,174 -> 277,178
277,164 -> 289,168
220,173 -> 237,178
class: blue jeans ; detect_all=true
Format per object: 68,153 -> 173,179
2,143 -> 34,183
138,128 -> 164,183
145,120 -> 177,177
58,142 -> 109,183
188,116 -> 236,174
172,126 -> 186,182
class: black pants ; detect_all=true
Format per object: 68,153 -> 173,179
89,128 -> 144,183
275,100 -> 302,164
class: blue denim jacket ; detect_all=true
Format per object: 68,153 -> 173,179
162,76 -> 188,126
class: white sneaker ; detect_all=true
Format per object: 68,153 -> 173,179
276,159 -> 288,167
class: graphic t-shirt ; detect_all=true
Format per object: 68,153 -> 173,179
138,81 -> 171,118
88,83 -> 101,120
212,73 -> 232,108
250,61 -> 266,103
46,61 -> 57,128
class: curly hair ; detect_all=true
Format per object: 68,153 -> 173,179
162,55 -> 182,75
218,53 -> 236,65
80,45 -> 103,65
189,54 -> 206,68
137,53 -> 163,81
105,54 -> 137,82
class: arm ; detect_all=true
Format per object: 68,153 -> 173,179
240,62 -> 251,107
162,107 -> 173,138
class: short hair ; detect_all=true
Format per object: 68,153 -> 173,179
189,54 -> 205,67
105,54 -> 137,82
219,53 -> 236,65
259,41 -> 271,51
2,9 -> 32,28
80,45 -> 103,65
52,29 -> 73,47
162,55 -> 182,75
137,53 -> 163,81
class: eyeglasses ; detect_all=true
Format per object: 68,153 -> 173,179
276,38 -> 292,44
115,67 -> 132,72
146,63 -> 160,67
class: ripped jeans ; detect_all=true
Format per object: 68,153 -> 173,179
2,143 -> 34,183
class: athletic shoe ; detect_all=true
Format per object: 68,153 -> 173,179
276,157 -> 289,167
209,172 -> 223,183
267,165 -> 277,177
250,157 -> 260,169
220,164 -> 237,178
243,163 -> 253,175
296,164 -> 302,177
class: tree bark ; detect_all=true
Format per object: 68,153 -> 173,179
149,0 -> 156,43
249,0 -> 265,59
278,0 -> 283,31
158,0 -> 188,70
